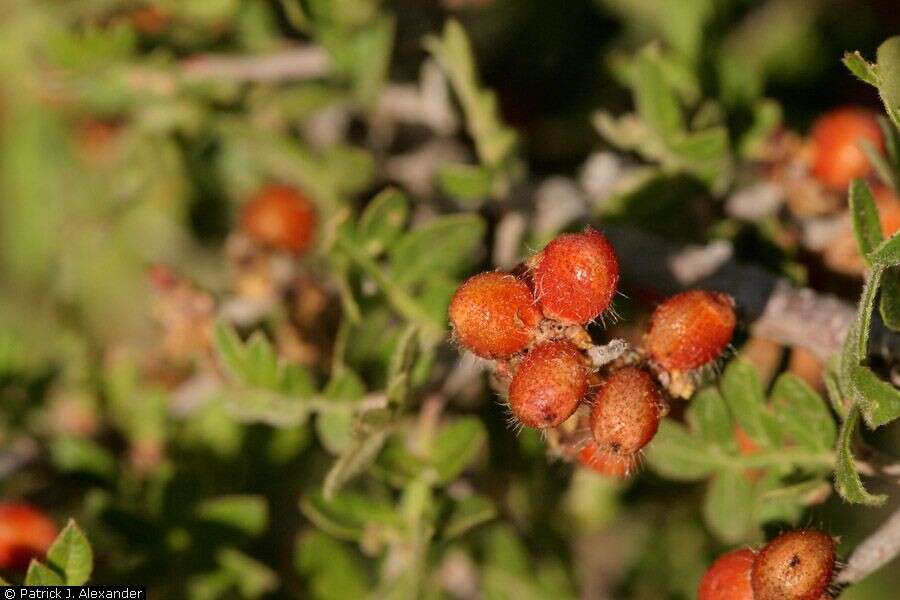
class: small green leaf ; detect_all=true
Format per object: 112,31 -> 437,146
720,360 -> 777,448
871,233 -> 900,268
386,325 -> 419,408
442,495 -> 496,540
834,406 -> 886,505
50,436 -> 117,480
849,179 -> 883,265
390,214 -> 486,286
25,560 -> 64,586
437,163 -> 494,203
323,428 -> 390,500
632,46 -> 684,141
431,417 -> 486,483
703,470 -> 754,543
880,267 -> 900,331
770,374 -> 837,452
217,548 -> 278,599
876,36 -> 900,128
849,365 -> 900,428
300,492 -> 401,541
843,51 -> 879,86
196,496 -> 269,536
357,188 -> 409,256
296,532 -> 370,600
316,370 -> 365,455
214,320 -> 247,381
860,139 -> 898,191
46,520 -> 93,585
686,387 -> 735,451
244,332 -> 279,389
645,420 -> 721,481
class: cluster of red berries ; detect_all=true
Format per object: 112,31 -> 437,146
0,502 -> 58,571
448,228 -> 736,477
700,529 -> 837,600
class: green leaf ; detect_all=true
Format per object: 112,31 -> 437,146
666,126 -> 732,188
217,548 -> 278,599
860,139 -> 898,191
632,46 -> 683,141
720,360 -> 776,448
46,520 -> 93,585
322,428 -> 390,500
880,267 -> 900,331
849,179 -> 883,265
686,387 -> 735,451
843,51 -> 878,86
425,20 -> 517,166
849,365 -> 900,428
770,374 -> 837,452
442,495 -> 496,540
645,420 -> 721,481
431,417 -> 486,483
316,370 -> 365,455
437,163 -> 494,203
386,325 -> 419,408
703,470 -> 754,543
296,532 -> 370,600
390,214 -> 486,286
196,496 -> 269,536
876,36 -> 900,128
50,436 -> 117,480
871,233 -> 900,268
244,332 -> 279,389
25,560 -> 64,586
300,492 -> 401,541
834,406 -> 886,505
357,188 -> 409,256
214,320 -> 248,381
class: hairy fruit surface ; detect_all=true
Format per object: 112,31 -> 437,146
449,272 -> 542,359
533,228 -> 619,325
645,290 -> 736,371
698,548 -> 756,600
576,441 -> 635,478
751,529 -> 836,600
240,184 -> 318,255
508,340 -> 588,428
589,367 -> 662,456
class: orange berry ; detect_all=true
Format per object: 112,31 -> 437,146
240,184 -> 317,255
751,529 -> 836,600
699,548 -> 756,600
449,272 -> 542,359
508,340 -> 588,428
810,107 -> 883,191
872,185 -> 900,238
0,503 -> 58,570
533,228 -> 619,325
590,367 -> 662,455
576,441 -> 635,478
645,290 -> 736,372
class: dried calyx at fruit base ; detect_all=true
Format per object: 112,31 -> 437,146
699,528 -> 838,600
448,227 -> 737,478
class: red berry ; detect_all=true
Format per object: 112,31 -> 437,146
810,107 -> 883,191
751,529 -> 836,600
645,290 -> 736,372
699,548 -> 756,600
533,228 -> 619,325
449,272 -> 542,359
576,441 -> 635,478
872,185 -> 900,238
508,340 -> 588,428
240,184 -> 317,255
0,503 -> 58,570
589,367 -> 662,456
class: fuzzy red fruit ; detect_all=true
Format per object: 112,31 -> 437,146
0,503 -> 58,570
449,272 -> 543,359
810,107 -> 883,191
576,441 -> 634,478
508,341 -> 588,428
590,367 -> 662,455
533,228 -> 619,325
751,529 -> 836,600
645,290 -> 736,372
699,548 -> 756,600
240,184 -> 317,255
